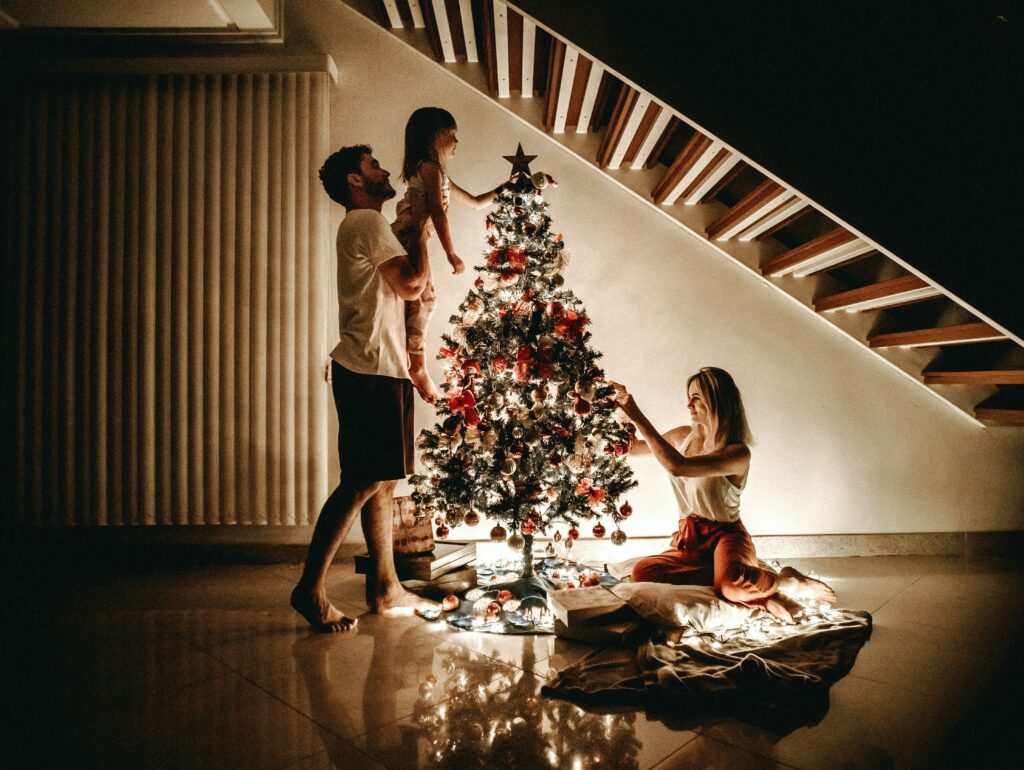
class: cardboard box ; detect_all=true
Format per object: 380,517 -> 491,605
547,584 -> 627,627
354,541 -> 477,581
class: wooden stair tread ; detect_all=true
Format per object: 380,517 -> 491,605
705,179 -> 787,241
868,322 -> 1005,349
761,227 -> 873,277
814,275 -> 940,313
975,407 -> 1024,426
923,370 -> 1024,385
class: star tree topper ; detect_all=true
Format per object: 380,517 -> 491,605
503,143 -> 537,178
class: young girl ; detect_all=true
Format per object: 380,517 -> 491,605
611,368 -> 836,623
392,107 -> 496,403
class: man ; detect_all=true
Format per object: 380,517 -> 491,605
291,145 -> 438,631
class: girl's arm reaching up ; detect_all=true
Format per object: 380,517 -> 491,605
419,161 -> 463,274
450,182 -> 496,210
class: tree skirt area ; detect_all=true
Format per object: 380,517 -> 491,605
442,557 -> 619,634
542,582 -> 873,731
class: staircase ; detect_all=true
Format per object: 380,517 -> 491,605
351,0 -> 1024,427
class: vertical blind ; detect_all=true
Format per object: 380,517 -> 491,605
2,69 -> 333,525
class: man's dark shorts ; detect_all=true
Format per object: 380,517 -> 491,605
331,361 -> 414,481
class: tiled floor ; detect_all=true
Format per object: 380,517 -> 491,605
13,554 -> 1023,769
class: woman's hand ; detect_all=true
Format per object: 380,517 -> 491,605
609,381 -> 640,420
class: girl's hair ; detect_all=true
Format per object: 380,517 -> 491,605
687,367 -> 752,453
401,107 -> 457,181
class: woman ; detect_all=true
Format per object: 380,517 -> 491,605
611,367 -> 835,623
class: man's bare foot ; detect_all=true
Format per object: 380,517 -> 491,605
291,585 -> 357,633
779,565 -> 837,607
370,584 -> 440,617
409,364 -> 440,404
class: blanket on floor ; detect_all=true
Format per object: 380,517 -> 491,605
542,582 -> 872,730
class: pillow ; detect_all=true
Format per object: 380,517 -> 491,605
611,582 -> 754,632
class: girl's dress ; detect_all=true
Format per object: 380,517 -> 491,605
391,170 -> 450,358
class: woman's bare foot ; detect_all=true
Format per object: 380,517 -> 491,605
370,583 -> 440,617
779,565 -> 837,607
291,585 -> 357,633
762,594 -> 801,624
409,361 -> 440,404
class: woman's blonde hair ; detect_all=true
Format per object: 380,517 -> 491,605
687,367 -> 752,453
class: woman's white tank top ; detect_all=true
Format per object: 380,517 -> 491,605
668,432 -> 744,522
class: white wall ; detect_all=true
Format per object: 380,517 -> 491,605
288,0 -> 1024,540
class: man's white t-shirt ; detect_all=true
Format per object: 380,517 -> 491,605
330,209 -> 409,380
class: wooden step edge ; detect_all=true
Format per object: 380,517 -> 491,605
814,275 -> 939,313
868,322 -> 1005,349
705,178 -> 785,240
760,227 -> 857,277
923,370 -> 1024,386
975,407 -> 1024,426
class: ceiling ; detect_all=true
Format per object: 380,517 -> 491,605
0,0 -> 279,34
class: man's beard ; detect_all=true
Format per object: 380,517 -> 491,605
364,178 -> 396,201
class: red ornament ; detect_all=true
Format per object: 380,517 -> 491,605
548,453 -> 563,467
567,527 -> 580,540
579,572 -> 600,587
554,309 -> 588,344
592,523 -> 606,538
461,359 -> 481,376
499,269 -> 519,286
614,442 -> 628,455
439,347 -> 455,358
441,594 -> 460,612
486,601 -> 502,619
436,523 -> 450,540
490,355 -> 508,373
564,581 -> 576,590
603,443 -> 615,454
520,519 -> 537,535
588,488 -> 605,505
508,249 -> 527,271
474,277 -> 484,290
464,407 -> 481,426
464,510 -> 480,526
487,249 -> 502,267
573,395 -> 591,415
515,344 -> 533,382
619,502 -> 633,518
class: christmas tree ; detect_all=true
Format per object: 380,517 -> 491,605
411,146 -> 637,578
